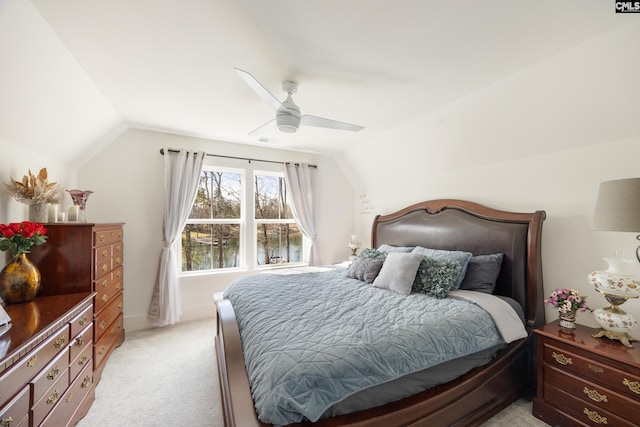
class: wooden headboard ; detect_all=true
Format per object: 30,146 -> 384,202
372,199 -> 546,331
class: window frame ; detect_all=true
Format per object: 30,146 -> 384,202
178,162 -> 307,275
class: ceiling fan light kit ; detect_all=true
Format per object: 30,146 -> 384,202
234,67 -> 363,135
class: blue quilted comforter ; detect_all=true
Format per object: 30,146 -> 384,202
223,266 -> 504,425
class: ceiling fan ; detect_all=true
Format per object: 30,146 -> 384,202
234,67 -> 364,135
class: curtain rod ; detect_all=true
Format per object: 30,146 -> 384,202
159,148 -> 317,168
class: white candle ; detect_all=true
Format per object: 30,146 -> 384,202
57,212 -> 66,222
68,205 -> 79,221
48,204 -> 58,222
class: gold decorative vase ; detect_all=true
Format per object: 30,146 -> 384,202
558,311 -> 577,330
0,253 -> 41,304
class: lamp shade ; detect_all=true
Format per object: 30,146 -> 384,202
592,178 -> 640,232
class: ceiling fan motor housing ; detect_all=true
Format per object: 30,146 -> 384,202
277,95 -> 301,132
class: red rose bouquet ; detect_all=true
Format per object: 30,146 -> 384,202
0,221 -> 48,257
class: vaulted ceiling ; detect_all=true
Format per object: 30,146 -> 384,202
0,1 -> 633,166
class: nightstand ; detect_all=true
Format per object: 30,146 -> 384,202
533,320 -> 640,426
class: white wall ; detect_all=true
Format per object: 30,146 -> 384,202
78,129 -> 355,331
342,21 -> 640,336
0,137 -> 77,264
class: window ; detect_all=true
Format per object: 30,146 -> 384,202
181,165 -> 304,272
254,173 -> 302,266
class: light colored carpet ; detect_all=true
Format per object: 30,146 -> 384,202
77,318 -> 547,426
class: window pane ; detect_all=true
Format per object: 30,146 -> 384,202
254,174 -> 293,219
182,224 -> 240,271
256,223 -> 302,265
190,171 -> 241,219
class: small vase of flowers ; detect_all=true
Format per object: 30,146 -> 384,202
544,288 -> 590,329
5,168 -> 61,223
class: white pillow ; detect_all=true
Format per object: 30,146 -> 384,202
372,252 -> 423,295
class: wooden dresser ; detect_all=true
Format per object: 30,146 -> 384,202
0,293 -> 95,427
29,223 -> 125,381
533,321 -> 640,426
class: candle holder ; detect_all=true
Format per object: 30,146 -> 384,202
66,190 -> 93,222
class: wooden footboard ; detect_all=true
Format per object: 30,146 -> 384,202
215,292 -> 533,427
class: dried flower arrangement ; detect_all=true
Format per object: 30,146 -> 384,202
5,168 -> 61,205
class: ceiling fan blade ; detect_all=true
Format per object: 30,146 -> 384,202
300,115 -> 364,132
234,68 -> 285,112
248,118 -> 276,136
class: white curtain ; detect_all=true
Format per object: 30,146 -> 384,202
148,148 -> 205,327
283,163 -> 320,265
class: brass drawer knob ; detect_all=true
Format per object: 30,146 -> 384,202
1,416 -> 13,427
79,316 -> 89,326
46,365 -> 60,381
81,375 -> 92,389
551,351 -> 572,365
584,387 -> 608,402
54,335 -> 66,348
27,355 -> 38,367
76,336 -> 84,346
583,408 -> 607,424
78,355 -> 88,366
46,389 -> 60,406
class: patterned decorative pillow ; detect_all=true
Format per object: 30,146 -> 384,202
411,246 -> 473,289
412,257 -> 462,298
346,256 -> 385,284
357,248 -> 388,260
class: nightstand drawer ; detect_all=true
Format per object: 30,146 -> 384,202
545,364 -> 640,424
544,382 -> 635,427
543,342 -> 640,401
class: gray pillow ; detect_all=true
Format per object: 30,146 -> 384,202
346,257 -> 384,284
376,244 -> 414,253
357,248 -> 388,260
459,254 -> 504,294
412,258 -> 462,298
372,252 -> 424,295
411,246 -> 473,289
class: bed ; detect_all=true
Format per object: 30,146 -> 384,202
214,199 -> 546,427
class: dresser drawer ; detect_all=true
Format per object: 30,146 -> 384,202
40,363 -> 92,427
95,292 -> 124,341
93,227 -> 123,247
70,324 -> 93,363
543,381 -> 635,427
94,269 -> 123,314
70,305 -> 93,338
31,364 -> 69,427
0,325 -> 69,408
93,244 -> 113,279
94,313 -> 124,370
545,364 -> 640,424
31,347 -> 69,406
70,341 -> 93,382
0,386 -> 29,427
543,342 -> 640,401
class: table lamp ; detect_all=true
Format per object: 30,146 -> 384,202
589,177 -> 640,347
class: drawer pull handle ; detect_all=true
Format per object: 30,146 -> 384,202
27,355 -> 38,367
99,235 -> 106,242
47,389 -> 60,406
81,375 -> 92,389
584,387 -> 608,402
47,365 -> 60,381
66,393 -> 73,403
76,336 -> 84,346
118,302 -> 123,310
102,294 -> 109,302
101,249 -> 108,257
623,378 -> 640,394
79,316 -> 89,326
79,355 -> 88,366
588,363 -> 604,373
116,282 -> 122,290
102,279 -> 109,288
583,408 -> 607,424
99,320 -> 106,330
54,336 -> 66,348
101,264 -> 108,272
98,345 -> 106,355
1,417 -> 13,427
551,351 -> 572,365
